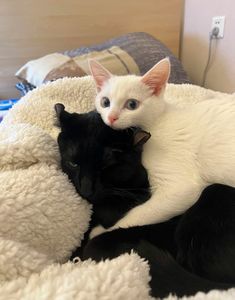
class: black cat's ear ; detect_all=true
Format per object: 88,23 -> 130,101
54,103 -> 73,129
133,129 -> 151,148
54,103 -> 65,128
55,103 -> 65,118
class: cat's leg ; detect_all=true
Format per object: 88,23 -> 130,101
84,227 -> 149,262
90,179 -> 204,238
84,221 -> 178,261
89,217 -> 179,257
105,178 -> 205,232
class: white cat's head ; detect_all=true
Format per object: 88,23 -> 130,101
89,58 -> 170,129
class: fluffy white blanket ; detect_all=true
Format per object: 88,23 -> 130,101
0,77 -> 234,299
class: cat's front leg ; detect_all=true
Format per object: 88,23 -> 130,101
108,181 -> 205,231
83,228 -> 140,262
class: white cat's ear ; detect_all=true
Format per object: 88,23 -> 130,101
88,59 -> 112,92
141,57 -> 170,96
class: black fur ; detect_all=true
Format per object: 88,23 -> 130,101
176,184 -> 235,283
56,104 -> 235,298
135,240 -> 233,298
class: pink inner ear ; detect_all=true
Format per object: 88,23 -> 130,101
89,59 -> 112,92
141,58 -> 170,96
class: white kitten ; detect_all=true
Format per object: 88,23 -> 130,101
89,58 -> 235,233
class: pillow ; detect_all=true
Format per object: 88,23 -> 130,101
15,46 -> 140,87
15,53 -> 74,87
64,32 -> 190,84
73,46 -> 140,76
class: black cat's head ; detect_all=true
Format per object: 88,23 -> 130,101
55,103 -> 151,205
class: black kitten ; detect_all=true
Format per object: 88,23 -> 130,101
56,104 -> 234,298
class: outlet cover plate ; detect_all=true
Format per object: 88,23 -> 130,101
212,16 -> 225,38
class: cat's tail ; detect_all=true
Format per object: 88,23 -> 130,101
135,240 -> 234,299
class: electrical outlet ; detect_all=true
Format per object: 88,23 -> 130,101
211,16 -> 225,38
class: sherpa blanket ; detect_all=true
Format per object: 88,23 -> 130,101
0,77 -> 235,300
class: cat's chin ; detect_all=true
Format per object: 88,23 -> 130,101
104,121 -> 119,129
110,124 -> 125,130
103,117 -> 127,130
107,121 -> 127,130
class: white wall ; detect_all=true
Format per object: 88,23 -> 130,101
181,0 -> 235,93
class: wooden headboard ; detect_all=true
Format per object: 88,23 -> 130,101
0,0 -> 183,98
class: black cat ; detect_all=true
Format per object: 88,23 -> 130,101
55,103 -> 234,298
55,103 -> 151,229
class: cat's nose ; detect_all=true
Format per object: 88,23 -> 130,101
80,177 -> 93,198
108,114 -> 119,125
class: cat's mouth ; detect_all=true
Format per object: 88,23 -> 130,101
106,120 -> 124,130
106,118 -> 117,128
109,123 -> 118,129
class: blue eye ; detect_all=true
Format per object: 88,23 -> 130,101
125,99 -> 139,110
101,97 -> 110,108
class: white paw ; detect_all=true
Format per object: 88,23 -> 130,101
89,225 -> 106,239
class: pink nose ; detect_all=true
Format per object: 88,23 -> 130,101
108,115 -> 119,124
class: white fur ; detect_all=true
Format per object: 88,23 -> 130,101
93,64 -> 235,231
